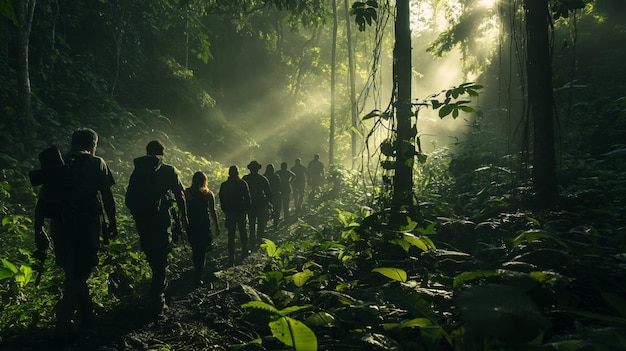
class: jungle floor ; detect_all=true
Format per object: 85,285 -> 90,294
0,218 -> 304,351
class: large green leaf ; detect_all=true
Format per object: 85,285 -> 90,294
453,270 -> 499,288
305,312 -> 335,326
241,300 -> 279,314
261,238 -> 278,257
382,317 -> 432,330
292,270 -> 315,287
372,267 -> 407,282
269,316 -> 317,351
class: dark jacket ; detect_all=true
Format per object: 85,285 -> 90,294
242,173 -> 272,209
219,176 -> 251,213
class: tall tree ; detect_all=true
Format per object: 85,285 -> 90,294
525,0 -> 557,205
344,0 -> 358,168
330,0 -> 338,165
392,0 -> 414,215
14,0 -> 37,139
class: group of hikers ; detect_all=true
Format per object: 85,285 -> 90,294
29,128 -> 325,340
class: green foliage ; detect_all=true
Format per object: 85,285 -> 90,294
242,298 -> 317,350
351,0 -> 378,31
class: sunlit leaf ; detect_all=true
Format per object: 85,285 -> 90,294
372,267 -> 407,282
292,270 -> 315,287
512,229 -> 569,248
402,233 -> 429,252
269,316 -> 317,351
261,238 -> 278,257
242,300 -> 280,314
383,317 -> 432,330
453,270 -> 499,288
1,258 -> 18,273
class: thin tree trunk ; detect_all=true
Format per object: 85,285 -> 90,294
329,0 -> 338,165
344,0 -> 358,168
392,0 -> 413,215
525,0 -> 557,205
16,0 -> 37,139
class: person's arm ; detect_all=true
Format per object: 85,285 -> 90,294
33,196 -> 50,251
264,178 -> 272,203
242,181 -> 251,211
98,158 -> 118,239
101,186 -> 118,238
208,192 -> 220,234
175,188 -> 188,229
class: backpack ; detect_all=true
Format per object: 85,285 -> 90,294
125,167 -> 162,216
29,146 -> 94,219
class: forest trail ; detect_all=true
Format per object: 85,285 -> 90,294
2,216 -> 307,351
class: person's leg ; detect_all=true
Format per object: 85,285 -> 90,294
282,193 -> 290,219
273,197 -> 281,224
237,212 -> 248,255
136,216 -> 170,313
258,206 -> 267,243
249,209 -> 259,245
192,247 -> 205,283
225,213 -> 236,266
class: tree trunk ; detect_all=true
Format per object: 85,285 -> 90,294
15,0 -> 37,139
392,0 -> 414,215
525,0 -> 557,205
344,0 -> 358,168
329,0 -> 338,165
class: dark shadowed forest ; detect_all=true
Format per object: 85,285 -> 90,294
1,0 -> 626,350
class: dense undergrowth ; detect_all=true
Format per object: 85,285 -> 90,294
1,98 -> 626,350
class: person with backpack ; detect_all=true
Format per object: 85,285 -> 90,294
242,161 -> 272,247
31,128 -> 118,340
219,165 -> 251,267
185,171 -> 220,286
125,140 -> 188,315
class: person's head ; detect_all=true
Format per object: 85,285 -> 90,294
314,154 -> 320,160
280,162 -> 288,170
247,160 -> 262,173
71,128 -> 98,154
294,158 -> 301,165
191,171 -> 209,193
146,140 -> 165,156
228,165 -> 239,177
265,163 -> 275,174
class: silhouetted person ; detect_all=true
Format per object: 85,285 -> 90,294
243,161 -> 272,247
308,154 -> 325,195
185,171 -> 220,286
264,163 -> 282,227
291,158 -> 309,212
126,140 -> 188,315
31,128 -> 118,339
219,165 -> 251,266
275,162 -> 295,220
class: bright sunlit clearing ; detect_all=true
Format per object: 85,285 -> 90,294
478,0 -> 497,8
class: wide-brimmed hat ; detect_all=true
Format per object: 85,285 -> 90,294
247,160 -> 262,170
